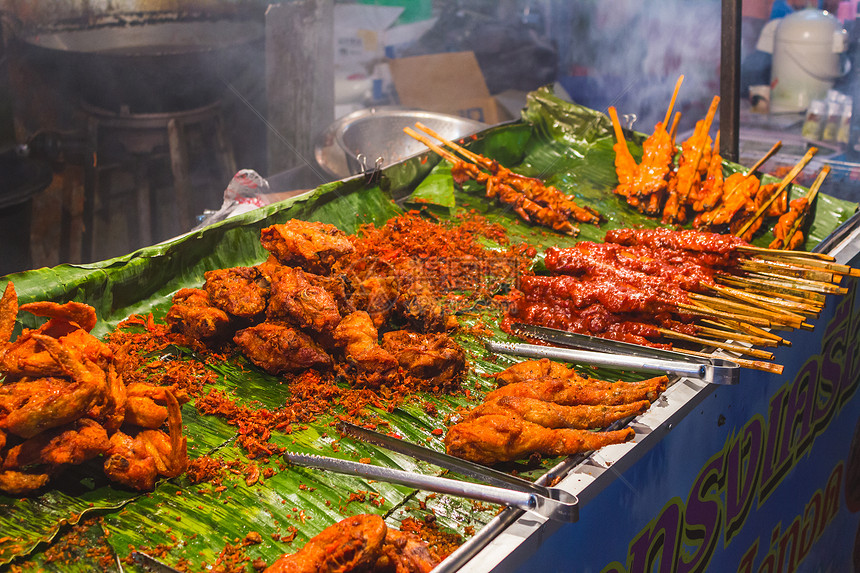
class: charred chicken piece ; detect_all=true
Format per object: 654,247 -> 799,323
333,311 -> 401,388
267,266 -> 342,337
203,266 -> 270,318
165,288 -> 232,343
349,275 -> 401,329
234,323 -> 332,375
445,413 -> 635,465
381,330 -> 466,389
264,514 -> 388,573
2,417 -> 110,471
260,219 -> 355,275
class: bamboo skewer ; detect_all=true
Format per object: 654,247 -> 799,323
735,146 -> 818,238
670,300 -> 772,327
781,165 -> 828,250
694,325 -> 778,347
736,259 -> 835,283
403,127 -> 461,165
656,327 -> 774,359
741,271 -> 847,295
703,319 -> 790,346
675,347 -> 784,374
664,75 -> 684,127
742,141 -> 782,180
736,244 -> 836,262
705,283 -> 820,318
751,253 -> 859,277
686,292 -> 804,327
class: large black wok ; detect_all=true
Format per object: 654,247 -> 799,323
18,11 -> 264,113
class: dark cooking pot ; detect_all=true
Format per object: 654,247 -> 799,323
17,11 -> 264,113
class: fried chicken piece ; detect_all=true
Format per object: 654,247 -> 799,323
494,358 -> 573,386
375,528 -> 441,573
260,219 -> 355,275
350,275 -> 400,329
18,300 -> 98,333
486,375 -> 667,407
264,514 -> 387,573
305,272 -> 356,317
0,282 -> 17,354
165,288 -> 232,343
398,282 -> 449,333
445,413 -> 635,464
2,418 -> 110,470
381,330 -> 466,388
0,470 -> 50,495
0,334 -> 107,439
267,266 -> 342,336
103,390 -> 187,490
234,323 -> 332,374
85,363 -> 126,434
465,395 -> 650,429
333,311 -> 400,388
203,266 -> 270,318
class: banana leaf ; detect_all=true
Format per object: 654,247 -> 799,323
1,87 -> 857,572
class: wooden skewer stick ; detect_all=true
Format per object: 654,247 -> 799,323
695,325 -> 778,347
782,165 -> 829,249
687,292 -> 803,327
742,270 -> 848,295
675,347 -> 784,374
735,146 -> 818,238
736,259 -> 835,284
403,127 -> 462,165
664,75 -> 685,127
736,244 -> 836,262
752,253 -> 858,277
414,122 -> 490,169
705,283 -> 820,317
742,141 -> 782,181
703,318 -> 790,346
716,274 -> 827,305
670,300 -> 772,327
657,327 -> 774,360
669,111 -> 682,146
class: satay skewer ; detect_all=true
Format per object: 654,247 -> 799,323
773,165 -> 828,250
403,126 -> 463,165
664,74 -> 685,126
673,347 -> 784,374
686,292 -> 805,327
734,146 -> 817,238
694,325 -> 779,347
705,284 -> 821,317
742,141 -> 782,180
702,318 -> 790,346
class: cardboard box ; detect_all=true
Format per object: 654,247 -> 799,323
389,51 -> 510,125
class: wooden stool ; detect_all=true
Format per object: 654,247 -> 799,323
82,101 -> 236,261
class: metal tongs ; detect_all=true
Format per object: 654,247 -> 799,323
284,422 -> 579,522
488,323 -> 740,385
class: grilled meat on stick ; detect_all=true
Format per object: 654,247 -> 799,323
769,166 -> 828,250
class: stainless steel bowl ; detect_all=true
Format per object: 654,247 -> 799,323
315,107 -> 486,179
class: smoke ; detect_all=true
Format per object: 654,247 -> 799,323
557,0 -> 722,133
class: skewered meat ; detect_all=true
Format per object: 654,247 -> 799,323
333,311 -> 401,388
464,395 -> 650,430
445,413 -> 635,464
260,219 -> 355,275
233,323 -> 332,375
204,266 -> 269,318
603,227 -> 747,255
769,196 -> 810,250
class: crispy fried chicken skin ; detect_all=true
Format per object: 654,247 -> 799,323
264,514 -> 387,573
375,528 -> 441,573
165,288 -> 232,343
445,413 -> 635,464
381,330 -> 466,389
465,396 -> 650,430
493,358 -> 574,386
266,266 -> 342,336
486,375 -> 667,407
203,266 -> 269,318
333,311 -> 401,388
233,323 -> 332,375
260,219 -> 355,275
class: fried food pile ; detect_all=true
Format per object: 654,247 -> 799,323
166,219 -> 466,391
264,514 -> 440,573
0,283 -> 187,495
444,359 -> 666,465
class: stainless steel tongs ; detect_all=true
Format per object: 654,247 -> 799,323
283,422 -> 579,522
487,323 -> 740,385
